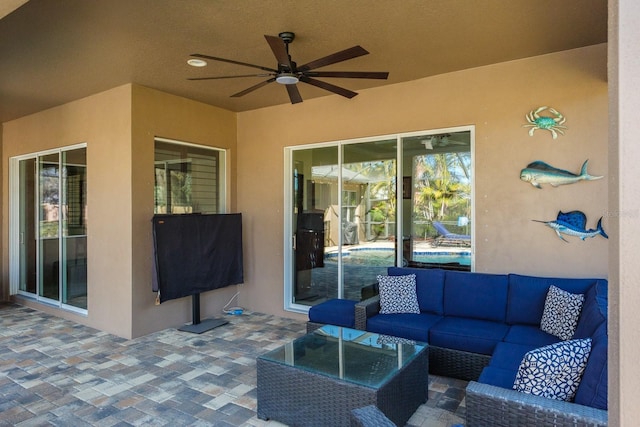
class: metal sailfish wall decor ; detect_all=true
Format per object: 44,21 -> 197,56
533,211 -> 608,242
524,106 -> 567,139
520,160 -> 603,189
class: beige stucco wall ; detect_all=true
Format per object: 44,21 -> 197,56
129,85 -> 238,338
237,44 -> 608,321
2,84 -> 134,337
1,84 -> 238,339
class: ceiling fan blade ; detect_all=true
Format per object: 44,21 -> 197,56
190,53 -> 277,73
306,71 -> 389,79
188,73 -> 273,81
264,35 -> 294,70
298,46 -> 369,72
299,76 -> 358,99
230,77 -> 276,97
286,84 -> 303,104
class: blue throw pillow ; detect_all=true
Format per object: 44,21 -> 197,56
377,274 -> 420,314
540,285 -> 584,340
513,338 -> 592,402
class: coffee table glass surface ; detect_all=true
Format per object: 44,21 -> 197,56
259,324 -> 426,388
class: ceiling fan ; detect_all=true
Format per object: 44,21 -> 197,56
188,32 -> 389,104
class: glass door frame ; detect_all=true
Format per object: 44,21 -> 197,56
9,143 -> 88,315
284,126 -> 475,314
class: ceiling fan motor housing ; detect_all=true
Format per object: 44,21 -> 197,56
278,32 -> 295,44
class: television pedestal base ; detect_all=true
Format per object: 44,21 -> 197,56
178,293 -> 228,334
179,317 -> 228,334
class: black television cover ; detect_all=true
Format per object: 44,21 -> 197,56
152,213 -> 244,303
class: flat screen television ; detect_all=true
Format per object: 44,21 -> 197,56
152,213 -> 244,304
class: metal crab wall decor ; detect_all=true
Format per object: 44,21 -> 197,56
523,106 -> 567,139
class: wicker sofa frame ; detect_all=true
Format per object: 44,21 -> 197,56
465,381 -> 607,427
306,320 -> 325,333
352,295 -> 609,426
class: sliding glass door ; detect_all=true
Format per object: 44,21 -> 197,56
18,158 -> 37,295
285,128 -> 473,313
12,145 -> 88,312
61,148 -> 88,308
401,133 -> 472,268
38,153 -> 60,302
290,146 -> 339,304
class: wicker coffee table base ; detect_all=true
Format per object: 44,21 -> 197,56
257,346 -> 429,427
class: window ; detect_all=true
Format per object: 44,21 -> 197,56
154,138 -> 226,214
285,128 -> 473,313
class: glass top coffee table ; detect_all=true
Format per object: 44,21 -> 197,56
257,325 -> 428,427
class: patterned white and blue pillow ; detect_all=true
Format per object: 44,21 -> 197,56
540,285 -> 585,340
513,338 -> 592,402
377,274 -> 420,314
377,334 -> 416,346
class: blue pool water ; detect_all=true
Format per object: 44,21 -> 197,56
325,247 -> 471,266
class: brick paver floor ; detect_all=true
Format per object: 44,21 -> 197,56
0,303 -> 465,426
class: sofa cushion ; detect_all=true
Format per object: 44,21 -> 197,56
478,366 -> 518,389
443,271 -> 508,322
367,313 -> 441,343
573,281 -> 608,339
513,338 -> 592,402
388,267 -> 445,315
489,342 -> 539,371
540,285 -> 584,340
429,316 -> 509,355
503,325 -> 561,347
308,299 -> 358,328
506,274 -> 599,325
574,322 -> 608,410
377,274 -> 420,314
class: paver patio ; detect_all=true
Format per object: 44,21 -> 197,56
0,303 -> 465,426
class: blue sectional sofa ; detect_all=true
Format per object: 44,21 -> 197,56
307,267 -> 608,426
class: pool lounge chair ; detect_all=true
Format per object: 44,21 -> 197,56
432,221 -> 471,247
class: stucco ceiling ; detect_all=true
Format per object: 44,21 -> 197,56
0,0 -> 607,123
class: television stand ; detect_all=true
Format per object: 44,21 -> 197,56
178,293 -> 228,334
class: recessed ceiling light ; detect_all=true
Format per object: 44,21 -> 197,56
187,58 -> 207,67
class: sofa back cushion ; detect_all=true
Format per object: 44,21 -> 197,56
443,271 -> 508,322
388,267 -> 445,315
573,280 -> 608,339
506,274 -> 602,325
574,322 -> 608,410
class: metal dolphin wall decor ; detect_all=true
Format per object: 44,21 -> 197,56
523,106 -> 567,139
520,160 -> 603,189
533,211 -> 608,242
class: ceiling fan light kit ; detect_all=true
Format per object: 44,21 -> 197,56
188,31 -> 389,104
275,73 -> 299,85
187,58 -> 207,67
